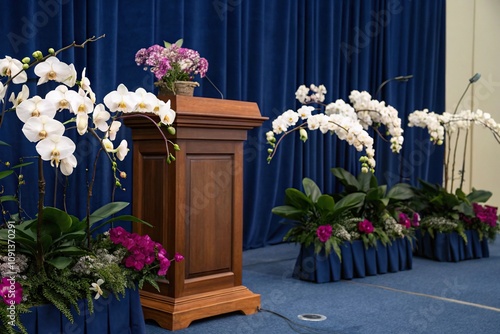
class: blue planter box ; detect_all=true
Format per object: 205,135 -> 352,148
414,229 -> 489,262
16,288 -> 145,334
293,238 -> 413,283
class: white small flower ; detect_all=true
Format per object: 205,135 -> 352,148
89,279 -> 105,300
0,56 -> 27,84
158,100 -> 176,126
116,140 -> 129,161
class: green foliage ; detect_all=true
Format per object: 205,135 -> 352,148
273,177 -> 364,257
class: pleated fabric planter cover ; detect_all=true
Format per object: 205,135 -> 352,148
17,288 -> 146,334
414,229 -> 490,262
293,238 -> 413,283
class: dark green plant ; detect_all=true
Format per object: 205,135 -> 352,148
272,177 -> 364,257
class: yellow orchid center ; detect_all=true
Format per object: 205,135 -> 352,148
78,104 -> 86,112
59,99 -> 69,109
38,130 -> 47,139
138,102 -> 146,109
51,149 -> 61,167
31,109 -> 40,117
163,115 -> 170,123
118,101 -> 127,109
48,70 -> 57,80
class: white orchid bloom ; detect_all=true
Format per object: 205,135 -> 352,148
101,138 -> 114,152
0,56 -> 27,84
8,84 -> 29,108
76,112 -> 89,135
65,89 -> 94,115
116,140 -> 129,161
93,103 -> 111,132
60,154 -> 77,176
22,115 -> 65,142
0,82 -> 5,102
103,84 -> 139,113
134,87 -> 158,113
16,96 -> 57,123
80,68 -> 95,102
35,135 -> 76,168
62,63 -> 77,87
89,279 -> 105,300
34,56 -> 73,86
45,85 -> 71,111
106,121 -> 121,141
158,100 -> 176,126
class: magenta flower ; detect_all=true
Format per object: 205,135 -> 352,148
174,252 -> 184,262
358,219 -> 374,234
316,225 -> 332,243
412,212 -> 420,227
0,277 -> 23,305
398,213 -> 411,229
473,203 -> 498,227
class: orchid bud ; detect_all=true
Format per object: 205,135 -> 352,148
21,57 -> 30,64
167,126 -> 176,135
48,48 -> 55,55
299,128 -> 308,142
173,144 -> 180,151
120,171 -> 127,179
22,64 -> 29,70
267,148 -> 273,154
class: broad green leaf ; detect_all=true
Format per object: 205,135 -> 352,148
53,230 -> 86,244
45,257 -> 73,270
90,214 -> 153,233
85,202 -> 129,225
0,140 -> 10,146
387,183 -> 414,200
467,188 -> 492,203
37,207 -> 73,238
302,178 -> 322,202
284,188 -> 313,210
40,234 -> 53,253
455,202 -> 474,216
333,192 -> 365,211
0,170 -> 14,180
316,194 -> 335,213
357,171 -> 373,193
331,167 -> 360,191
271,205 -> 305,220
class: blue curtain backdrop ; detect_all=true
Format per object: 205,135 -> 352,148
0,0 -> 445,249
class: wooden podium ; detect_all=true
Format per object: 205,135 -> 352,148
125,95 -> 266,330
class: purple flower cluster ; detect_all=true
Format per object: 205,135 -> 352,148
398,212 -> 420,228
358,219 -> 374,234
316,225 -> 332,242
0,277 -> 22,305
109,227 -> 183,276
135,44 -> 208,81
473,203 -> 498,227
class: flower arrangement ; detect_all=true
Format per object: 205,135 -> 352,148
266,84 -> 405,172
408,74 -> 500,242
0,36 -> 183,333
135,38 -> 209,94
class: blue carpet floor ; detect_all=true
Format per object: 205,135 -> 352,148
146,240 -> 500,334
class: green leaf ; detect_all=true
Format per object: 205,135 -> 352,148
47,246 -> 88,257
467,188 -> 492,203
302,178 -> 322,202
10,162 -> 34,169
316,195 -> 335,213
271,205 -> 305,220
357,171 -> 373,192
0,170 -> 14,180
387,183 -> 414,200
331,167 -> 360,191
284,188 -> 313,210
333,192 -> 365,211
0,140 -> 10,146
37,207 -> 73,238
90,214 -> 153,233
85,202 -> 129,226
45,257 -> 73,270
52,230 -> 86,244
0,195 -> 17,203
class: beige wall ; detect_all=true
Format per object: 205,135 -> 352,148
446,0 -> 500,206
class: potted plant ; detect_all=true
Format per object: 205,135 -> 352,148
408,75 -> 500,261
135,39 -> 209,96
0,36 -> 183,333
